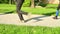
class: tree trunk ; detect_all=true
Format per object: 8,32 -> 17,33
9,0 -> 12,4
16,0 -> 24,22
31,0 -> 35,8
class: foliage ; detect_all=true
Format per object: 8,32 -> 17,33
0,0 -> 31,7
0,0 -> 53,7
35,0 -> 49,7
23,0 -> 31,7
0,0 -> 9,4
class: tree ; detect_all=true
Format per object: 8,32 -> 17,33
31,0 -> 35,8
9,0 -> 12,4
9,0 -> 15,4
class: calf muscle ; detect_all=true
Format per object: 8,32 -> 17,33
16,0 -> 24,21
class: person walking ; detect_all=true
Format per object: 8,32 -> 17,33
53,0 -> 60,19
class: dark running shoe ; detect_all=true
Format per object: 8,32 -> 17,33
53,16 -> 58,19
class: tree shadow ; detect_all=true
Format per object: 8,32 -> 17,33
4,10 -> 29,15
4,11 -> 14,14
42,12 -> 56,16
46,7 -> 57,9
0,10 -> 28,15
25,15 -> 49,22
0,10 -> 14,15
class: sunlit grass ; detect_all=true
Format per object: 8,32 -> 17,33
0,24 -> 60,34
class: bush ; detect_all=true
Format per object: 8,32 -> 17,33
38,2 -> 48,7
23,0 -> 31,7
35,0 -> 48,7
0,0 -> 9,4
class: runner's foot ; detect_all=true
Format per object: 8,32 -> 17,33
53,16 -> 58,19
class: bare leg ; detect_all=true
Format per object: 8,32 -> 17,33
16,0 -> 24,22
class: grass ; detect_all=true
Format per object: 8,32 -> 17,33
0,24 -> 60,34
0,4 -> 60,16
0,4 -> 60,34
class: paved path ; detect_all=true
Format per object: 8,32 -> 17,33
0,14 -> 60,27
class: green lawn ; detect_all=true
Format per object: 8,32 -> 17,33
0,24 -> 60,34
0,4 -> 60,34
0,4 -> 60,16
